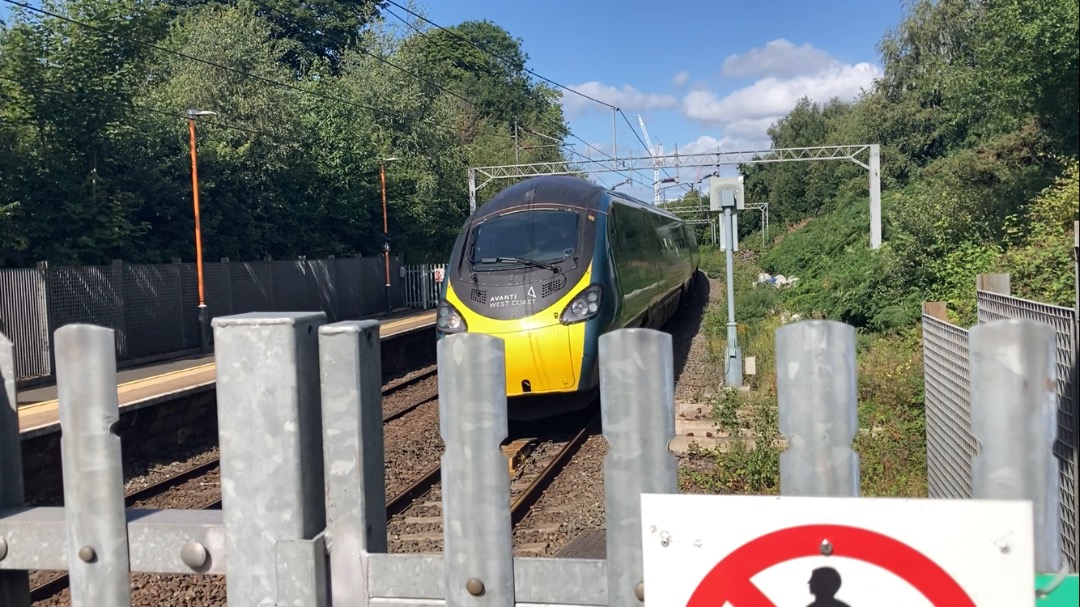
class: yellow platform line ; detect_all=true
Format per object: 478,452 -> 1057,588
18,311 -> 435,416
19,363 -> 217,414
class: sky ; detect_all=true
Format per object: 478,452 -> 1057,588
1,0 -> 908,202
415,0 -> 906,201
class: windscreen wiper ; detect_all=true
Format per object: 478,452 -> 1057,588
475,256 -> 559,273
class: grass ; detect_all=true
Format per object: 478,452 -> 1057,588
679,244 -> 928,497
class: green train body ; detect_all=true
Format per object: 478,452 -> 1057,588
435,175 -> 699,415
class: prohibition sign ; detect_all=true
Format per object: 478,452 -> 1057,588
686,524 -> 976,607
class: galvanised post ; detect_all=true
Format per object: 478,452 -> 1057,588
54,324 -> 131,606
438,332 -> 514,606
600,328 -> 678,604
318,320 -> 387,606
969,319 -> 1062,573
212,312 -> 328,607
0,331 -> 31,606
776,320 -> 860,497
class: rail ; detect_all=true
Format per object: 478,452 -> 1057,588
0,311 -> 1075,605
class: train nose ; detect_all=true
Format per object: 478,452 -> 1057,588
498,324 -> 576,396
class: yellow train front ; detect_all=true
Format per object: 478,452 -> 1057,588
435,175 -> 699,419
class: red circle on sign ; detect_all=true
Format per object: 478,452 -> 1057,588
686,524 -> 976,607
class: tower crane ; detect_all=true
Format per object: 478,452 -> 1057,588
637,115 -> 663,205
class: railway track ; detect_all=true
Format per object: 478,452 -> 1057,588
28,366 -> 440,604
387,410 -> 599,553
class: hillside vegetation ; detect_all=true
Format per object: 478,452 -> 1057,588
672,0 -> 1079,329
678,0 -> 1077,497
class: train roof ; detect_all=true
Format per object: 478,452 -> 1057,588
472,174 -> 683,222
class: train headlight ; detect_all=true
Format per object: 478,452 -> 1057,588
560,284 -> 603,324
436,300 -> 467,334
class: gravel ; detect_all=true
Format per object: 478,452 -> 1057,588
386,431 -> 590,556
30,271 -> 726,602
511,432 -> 607,556
383,396 -> 443,497
31,365 -> 445,607
502,270 -> 727,557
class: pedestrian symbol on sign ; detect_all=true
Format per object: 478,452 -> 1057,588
807,567 -> 851,607
640,494 -> 1034,607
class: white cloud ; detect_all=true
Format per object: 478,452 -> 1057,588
721,39 -> 837,80
673,71 -> 690,87
679,40 -> 880,149
678,134 -> 773,157
560,81 -> 678,119
684,62 -> 878,126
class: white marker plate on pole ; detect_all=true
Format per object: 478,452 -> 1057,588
641,494 -> 1033,606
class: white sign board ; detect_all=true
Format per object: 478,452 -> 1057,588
433,267 -> 444,283
641,494 -> 1033,607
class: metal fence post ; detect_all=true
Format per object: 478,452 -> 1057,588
54,324 -> 131,606
0,332 -> 31,606
969,319 -> 1062,573
318,320 -> 386,606
600,328 -> 678,605
212,312 -> 328,607
775,320 -> 860,497
439,332 -> 514,606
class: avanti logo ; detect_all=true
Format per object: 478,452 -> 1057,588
488,287 -> 538,308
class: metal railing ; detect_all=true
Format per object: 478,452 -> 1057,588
0,256 -> 420,384
403,262 -> 446,310
0,314 -> 1073,605
923,272 -> 1078,573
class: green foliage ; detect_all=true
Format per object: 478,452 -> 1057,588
729,0 -> 1077,331
853,326 -> 927,497
999,158 -> 1080,306
682,255 -> 927,496
0,0 -> 570,267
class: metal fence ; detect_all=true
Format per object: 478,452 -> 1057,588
402,263 -> 446,311
0,316 -> 1072,605
0,256 -> 418,383
922,272 -> 1078,573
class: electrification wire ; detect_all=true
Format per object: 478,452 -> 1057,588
248,0 -> 498,121
1,0 -> 650,191
383,0 -> 616,110
0,75 -> 309,146
380,2 -> 652,191
0,0 -> 490,141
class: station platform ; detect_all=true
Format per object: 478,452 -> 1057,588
16,308 -> 435,437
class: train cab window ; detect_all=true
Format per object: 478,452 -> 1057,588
468,209 -> 580,265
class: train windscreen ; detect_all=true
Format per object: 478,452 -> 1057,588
468,209 -> 580,266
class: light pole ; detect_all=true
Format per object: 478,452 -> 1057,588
380,157 -> 399,316
188,108 -> 216,353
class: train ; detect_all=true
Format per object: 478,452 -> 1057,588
435,174 -> 700,419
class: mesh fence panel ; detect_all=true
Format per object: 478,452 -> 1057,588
47,265 -> 126,357
272,261 -> 307,312
921,315 -> 976,501
5,256 -> 415,381
335,258 -> 366,320
0,268 -> 52,380
977,290 -> 1078,572
122,264 -> 185,360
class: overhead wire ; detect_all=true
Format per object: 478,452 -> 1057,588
383,0 -> 616,110
380,3 -> 651,191
0,0 -> 493,141
3,0 -> 652,191
0,75 -> 308,145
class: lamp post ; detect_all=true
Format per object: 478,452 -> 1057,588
187,108 -> 216,353
380,156 -> 399,316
